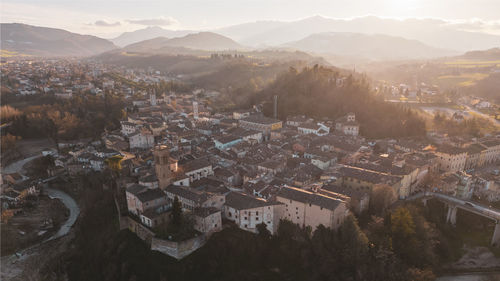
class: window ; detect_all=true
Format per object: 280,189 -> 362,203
244,217 -> 248,220
244,224 -> 247,228
228,212 -> 232,217
256,217 -> 259,221
256,211 -> 259,215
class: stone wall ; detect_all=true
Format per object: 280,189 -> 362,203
151,234 -> 207,260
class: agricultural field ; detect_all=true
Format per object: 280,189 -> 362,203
436,72 -> 489,88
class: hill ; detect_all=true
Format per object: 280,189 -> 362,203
254,66 -> 426,138
461,48 -> 500,60
216,15 -> 500,52
0,23 -> 117,57
123,32 -> 244,52
110,26 -> 193,47
284,32 -> 457,60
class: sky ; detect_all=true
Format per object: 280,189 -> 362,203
2,0 -> 500,38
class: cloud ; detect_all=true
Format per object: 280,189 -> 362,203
444,19 -> 500,34
127,17 -> 178,26
93,20 -> 121,27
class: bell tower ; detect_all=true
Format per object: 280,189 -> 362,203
154,145 -> 171,189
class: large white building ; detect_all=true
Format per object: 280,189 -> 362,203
129,129 -> 155,149
276,186 -> 348,230
223,192 -> 284,234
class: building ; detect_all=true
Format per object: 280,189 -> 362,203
182,159 -> 214,182
435,145 -> 468,172
465,143 -> 487,170
455,171 -> 474,199
154,145 -> 173,189
335,113 -> 359,136
165,185 -> 225,211
129,129 -> 155,149
481,140 -> 500,165
297,123 -> 330,136
126,184 -> 168,216
193,207 -> 222,233
239,115 -> 282,140
214,135 -> 242,150
223,192 -> 284,234
321,185 -> 369,214
276,186 -> 347,230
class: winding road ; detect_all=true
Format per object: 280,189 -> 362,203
1,155 -> 42,175
44,188 -> 80,241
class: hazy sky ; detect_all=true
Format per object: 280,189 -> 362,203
2,0 -> 500,38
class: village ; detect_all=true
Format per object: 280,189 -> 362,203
1,59 -> 500,261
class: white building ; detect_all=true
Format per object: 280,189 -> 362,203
335,113 -> 359,136
129,129 -> 155,149
223,192 -> 284,234
276,186 -> 348,230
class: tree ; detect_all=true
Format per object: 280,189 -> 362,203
370,184 -> 396,216
339,215 -> 369,265
256,222 -> 271,240
391,207 -> 418,263
172,196 -> 182,226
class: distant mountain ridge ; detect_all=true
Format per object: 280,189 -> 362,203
110,26 -> 193,47
1,23 -> 117,57
461,48 -> 500,60
123,32 -> 244,52
215,15 -> 500,52
284,32 -> 459,60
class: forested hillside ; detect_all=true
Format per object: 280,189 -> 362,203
253,66 -> 426,138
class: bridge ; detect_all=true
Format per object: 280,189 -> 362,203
406,192 -> 500,246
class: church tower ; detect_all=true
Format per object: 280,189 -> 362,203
154,145 -> 171,189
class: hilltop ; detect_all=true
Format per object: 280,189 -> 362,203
0,23 -> 117,57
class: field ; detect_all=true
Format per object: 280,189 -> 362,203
0,50 -> 30,58
445,59 -> 500,68
436,72 -> 489,87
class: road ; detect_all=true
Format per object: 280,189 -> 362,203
44,188 -> 80,241
1,154 -> 42,174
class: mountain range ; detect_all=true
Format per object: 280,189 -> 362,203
215,16 -> 500,52
2,17 -> 499,60
1,23 -> 117,57
283,32 -> 458,60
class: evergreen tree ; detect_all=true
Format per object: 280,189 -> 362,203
172,196 -> 182,226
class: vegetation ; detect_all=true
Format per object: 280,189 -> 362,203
432,113 -> 483,137
251,66 -> 426,138
2,92 -> 125,146
154,196 -> 197,241
43,185 -> 452,281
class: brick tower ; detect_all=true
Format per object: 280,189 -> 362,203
154,145 -> 171,189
